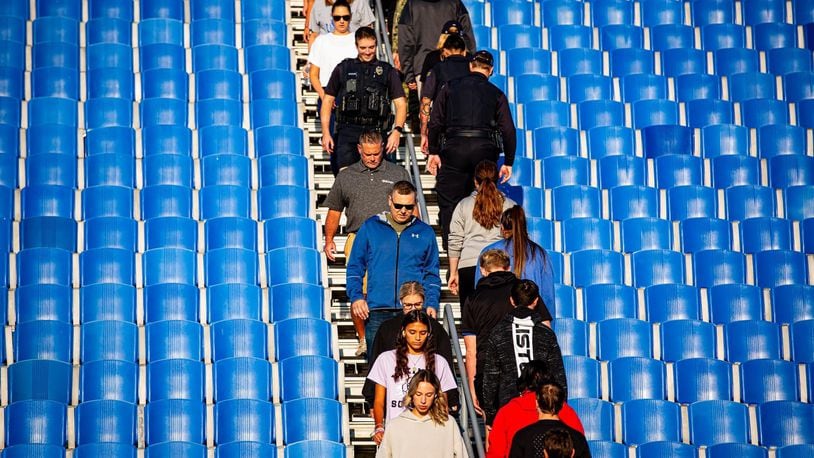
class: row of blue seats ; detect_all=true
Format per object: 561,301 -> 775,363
508,183 -> 814,222
472,21 -> 813,53
8,355 -> 338,404
566,354 -> 812,403
4,397 -> 340,446
10,316 -> 331,364
570,397 -> 813,447
4,246 -> 320,287
12,281 -> 324,325
1,441 -> 347,458
591,440 -> 812,458
510,154 -> 814,189
554,317 -> 812,362
465,0 -> 814,28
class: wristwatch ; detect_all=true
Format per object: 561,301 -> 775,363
392,125 -> 404,134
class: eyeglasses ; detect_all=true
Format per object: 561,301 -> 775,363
333,15 -> 351,21
393,203 -> 415,211
402,302 -> 423,311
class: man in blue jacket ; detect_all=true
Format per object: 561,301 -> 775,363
347,180 -> 441,358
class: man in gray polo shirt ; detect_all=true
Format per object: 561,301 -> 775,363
323,129 -> 411,356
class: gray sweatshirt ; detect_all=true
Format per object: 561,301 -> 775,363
448,192 -> 517,269
376,409 -> 469,458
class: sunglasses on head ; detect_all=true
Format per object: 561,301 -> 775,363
393,203 -> 415,210
333,14 -> 351,21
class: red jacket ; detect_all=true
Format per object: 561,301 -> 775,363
486,391 -> 584,458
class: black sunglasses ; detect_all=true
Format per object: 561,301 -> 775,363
393,203 -> 415,210
333,14 -> 351,21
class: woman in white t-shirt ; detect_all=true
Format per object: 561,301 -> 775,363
308,0 -> 359,101
367,310 -> 458,446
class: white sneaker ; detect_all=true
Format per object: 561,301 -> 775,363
355,340 -> 366,357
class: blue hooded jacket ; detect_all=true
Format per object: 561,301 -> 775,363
346,213 -> 441,311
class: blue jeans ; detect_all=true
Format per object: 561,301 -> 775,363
365,309 -> 402,360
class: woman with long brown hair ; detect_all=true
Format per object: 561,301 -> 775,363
448,160 -> 516,305
475,205 -> 555,314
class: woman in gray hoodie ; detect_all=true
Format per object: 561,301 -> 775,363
376,370 -> 469,458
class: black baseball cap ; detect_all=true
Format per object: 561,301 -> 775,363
442,20 -> 463,35
471,50 -> 494,67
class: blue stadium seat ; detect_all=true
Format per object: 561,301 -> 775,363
202,154 -> 251,187
768,48 -> 812,75
145,442 -> 207,458
588,441 -> 627,458
17,247 -> 72,287
702,124 -> 749,157
20,216 -> 76,251
576,100 -> 623,130
140,44 -> 185,71
258,185 -> 311,220
622,74 -> 667,103
769,155 -> 814,188
716,49 -> 760,78
741,359 -> 799,403
80,359 -> 138,403
192,0 -> 235,20
142,69 -> 188,99
85,153 -> 134,187
144,284 -> 198,322
259,153 -> 309,187
464,0 -> 485,26
497,24 -> 542,50
270,283 -> 325,321
0,41 -> 24,71
215,398 -> 275,444
597,318 -> 652,360
554,318 -> 588,356
0,66 -> 23,99
758,22 -> 799,50
205,248 -> 258,286
211,318 -> 268,361
651,25 -> 695,53
282,398 -> 342,444
15,284 -> 71,323
668,185 -> 718,221
205,217 -> 256,250
196,70 -> 242,102
192,43 -> 239,71
784,71 -> 814,102
740,217 -> 792,254
146,399 -> 205,444
709,284 -> 763,324
759,125 -> 807,159
9,360 -> 71,404
570,249 -> 625,287
274,317 -> 333,360
199,125 -> 248,157
644,124 -> 693,157
692,0 -> 734,26
553,284 -> 577,318
569,75 -> 613,104
140,0 -> 183,20
245,44 -> 292,73
777,445 -> 814,458
757,401 -> 814,447
14,320 -> 72,363
33,16 -> 79,45
254,125 -> 305,156
141,185 -> 193,219
75,399 -> 137,445
548,24 -> 592,50
632,99 -> 679,129
744,0 -> 786,25
773,285 -> 814,325
140,98 -> 188,127
542,156 -> 590,188
754,249 -> 808,288
622,399 -> 680,445
279,355 -> 339,401
218,442 -> 278,457
471,25 -> 493,49
208,283 -> 262,322
693,249 -> 746,287
563,355 -> 601,399
609,185 -> 659,220
27,124 -> 77,156
785,186 -> 814,220
249,69 -> 296,101
79,247 -> 135,286
2,445 -> 67,457
708,443 -> 767,458
81,320 -> 138,363
742,98 -> 789,128
661,319 -> 716,362
492,0 -> 535,27
702,23 -> 746,51
507,49 -> 553,78
725,320 -> 782,363
804,218 -> 814,254
711,155 -> 760,188
730,72 -> 777,105
632,249 -> 685,287
558,48 -> 603,77
511,186 -> 544,219
5,400 -> 67,446
552,185 -> 600,220
543,0 -> 584,26
87,17 -> 131,45
143,154 -> 193,187
655,154 -> 703,188
264,217 -> 317,251
146,320 -> 203,361
523,100 -> 570,129
139,18 -> 184,46
82,185 -> 134,219
213,357 -> 271,402
80,283 -> 137,323
74,443 -> 136,458
562,218 -> 613,252
89,0 -> 133,19
674,357 -> 733,403
676,74 -> 721,102
199,185 -> 251,219
636,442 -> 697,457
610,48 -> 654,77
0,96 -> 19,127
609,356 -> 665,402
0,0 -> 29,19
687,99 -> 733,128
599,155 -> 645,188
570,398 -> 614,441
621,217 -> 671,252
144,217 -> 197,251
646,285 -> 702,322
191,18 -> 235,46
251,98 -> 298,128
196,99 -> 243,128
0,125 -> 19,158
588,126 -> 635,158
242,19 -> 287,47
600,24 -> 642,50
85,126 -> 135,156
689,400 -> 749,447
283,441 -> 344,458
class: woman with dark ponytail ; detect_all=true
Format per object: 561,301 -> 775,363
475,205 -> 555,316
447,160 -> 516,306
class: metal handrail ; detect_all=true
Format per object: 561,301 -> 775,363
371,0 -> 428,221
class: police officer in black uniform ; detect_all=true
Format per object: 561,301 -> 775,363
321,26 -> 407,176
419,33 -> 470,153
427,50 -> 516,250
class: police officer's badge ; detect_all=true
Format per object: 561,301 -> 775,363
375,65 -> 383,76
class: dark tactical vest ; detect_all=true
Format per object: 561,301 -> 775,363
335,58 -> 394,130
